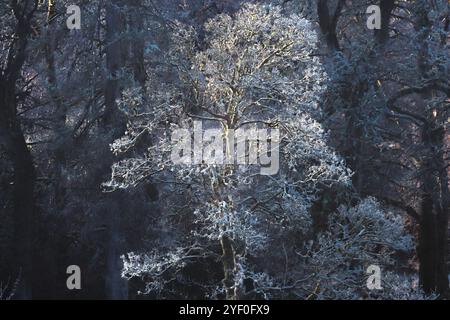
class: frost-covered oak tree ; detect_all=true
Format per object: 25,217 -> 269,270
104,4 -> 423,300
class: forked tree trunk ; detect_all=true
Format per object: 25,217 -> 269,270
375,0 -> 395,44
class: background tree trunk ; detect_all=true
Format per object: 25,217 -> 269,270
103,0 -> 128,300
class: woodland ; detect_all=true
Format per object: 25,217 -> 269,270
0,0 -> 448,300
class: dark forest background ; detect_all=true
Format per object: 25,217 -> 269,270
0,0 -> 448,300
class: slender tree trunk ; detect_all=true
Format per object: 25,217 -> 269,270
343,78 -> 369,194
104,0 -> 127,133
105,204 -> 128,299
436,166 -> 449,295
129,0 -> 146,88
418,149 -> 438,293
220,235 -> 238,300
0,86 -> 36,299
375,0 -> 395,44
419,122 -> 449,295
103,0 -> 128,299
44,26 -> 69,213
0,0 -> 37,298
10,121 -> 35,299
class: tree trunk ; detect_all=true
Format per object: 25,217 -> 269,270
418,122 -> 449,295
103,0 -> 128,299
418,166 -> 438,293
220,235 -> 238,300
44,26 -> 69,213
375,0 -> 395,44
415,1 -> 449,295
129,0 -> 146,88
10,122 -> 35,299
0,86 -> 36,299
104,0 -> 127,133
317,0 -> 344,51
0,1 -> 37,298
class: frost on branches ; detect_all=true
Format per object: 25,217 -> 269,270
104,4 -> 424,300
302,197 -> 430,299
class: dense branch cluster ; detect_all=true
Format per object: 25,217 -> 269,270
108,4 -> 430,299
